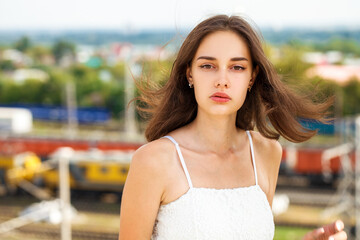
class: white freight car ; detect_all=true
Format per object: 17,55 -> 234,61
0,107 -> 32,133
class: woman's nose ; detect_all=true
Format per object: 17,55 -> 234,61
214,69 -> 230,88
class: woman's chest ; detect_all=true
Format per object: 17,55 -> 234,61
153,187 -> 274,240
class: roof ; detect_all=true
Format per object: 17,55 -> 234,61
306,64 -> 360,85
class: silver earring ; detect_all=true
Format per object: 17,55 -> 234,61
189,83 -> 193,88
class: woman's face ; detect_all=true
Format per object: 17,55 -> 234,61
187,30 -> 256,118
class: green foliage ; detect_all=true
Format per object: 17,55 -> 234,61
18,79 -> 48,103
42,70 -> 68,105
109,62 -> 125,80
0,69 -> 66,105
71,64 -> 104,105
68,64 -> 126,117
14,36 -> 31,52
104,82 -> 125,118
0,59 -> 127,118
139,58 -> 174,86
342,78 -> 360,115
304,77 -> 360,117
0,79 -> 19,103
52,40 -> 76,64
272,45 -> 312,84
0,60 -> 16,71
2,37 -> 360,121
274,226 -> 312,240
28,45 -> 52,65
312,38 -> 360,56
307,77 -> 340,100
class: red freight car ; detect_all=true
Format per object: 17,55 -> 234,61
0,137 -> 143,158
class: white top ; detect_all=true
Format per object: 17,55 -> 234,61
151,130 -> 274,240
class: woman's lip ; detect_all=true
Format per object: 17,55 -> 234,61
210,92 -> 231,102
210,96 -> 230,102
210,92 -> 231,99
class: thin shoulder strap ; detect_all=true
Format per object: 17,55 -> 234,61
162,136 -> 193,188
246,131 -> 258,186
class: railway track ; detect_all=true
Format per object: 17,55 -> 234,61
0,195 -> 120,240
276,175 -> 338,207
0,202 -> 119,240
1,225 -> 118,240
276,187 -> 336,207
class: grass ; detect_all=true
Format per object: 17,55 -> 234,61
274,226 -> 313,240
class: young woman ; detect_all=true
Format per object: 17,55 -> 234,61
118,15 -> 347,240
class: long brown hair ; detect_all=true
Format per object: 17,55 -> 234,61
136,15 -> 332,143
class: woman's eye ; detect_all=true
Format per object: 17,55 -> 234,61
200,64 -> 213,69
232,65 -> 245,71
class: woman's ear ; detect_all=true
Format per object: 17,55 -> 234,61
186,66 -> 193,84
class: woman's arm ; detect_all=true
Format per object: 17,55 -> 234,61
264,139 -> 282,208
118,142 -> 168,240
250,131 -> 282,208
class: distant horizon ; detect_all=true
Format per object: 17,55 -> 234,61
1,27 -> 359,47
1,0 -> 359,32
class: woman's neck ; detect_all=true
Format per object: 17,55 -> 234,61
187,112 -> 244,155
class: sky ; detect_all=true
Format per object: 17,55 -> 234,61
0,0 -> 359,31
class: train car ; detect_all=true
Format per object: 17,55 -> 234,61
0,107 -> 33,134
281,146 -> 356,185
0,104 -> 110,124
0,152 -> 42,188
0,136 -> 143,159
0,136 -> 353,187
39,148 -> 134,193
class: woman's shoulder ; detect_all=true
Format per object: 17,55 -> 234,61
247,130 -> 282,162
247,130 -> 282,178
131,137 -> 178,172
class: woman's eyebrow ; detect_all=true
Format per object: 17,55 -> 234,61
196,56 -> 248,61
230,57 -> 248,61
196,56 -> 216,61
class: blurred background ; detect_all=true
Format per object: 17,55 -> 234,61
0,0 -> 360,239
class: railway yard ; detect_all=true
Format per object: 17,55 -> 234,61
0,119 -> 358,239
0,175 -> 352,240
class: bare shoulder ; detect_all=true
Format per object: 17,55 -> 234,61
248,130 -> 282,165
128,137 -> 178,190
125,138 -> 177,200
132,137 -> 176,169
119,138 -> 177,239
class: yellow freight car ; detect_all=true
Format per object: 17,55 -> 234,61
41,149 -> 133,192
0,152 -> 42,186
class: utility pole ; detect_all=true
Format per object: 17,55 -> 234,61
65,81 -> 78,139
356,116 -> 360,239
124,58 -> 138,140
59,147 -> 73,240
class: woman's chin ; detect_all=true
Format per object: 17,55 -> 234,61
201,109 -> 238,118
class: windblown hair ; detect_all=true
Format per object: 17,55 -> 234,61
136,15 -> 332,143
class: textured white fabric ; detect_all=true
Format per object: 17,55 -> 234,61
151,131 -> 275,240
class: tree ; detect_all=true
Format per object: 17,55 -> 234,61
342,79 -> 360,115
272,45 -> 312,84
14,36 -> 31,52
52,40 -> 76,65
28,45 -> 53,65
313,38 -> 360,56
0,60 -> 16,71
